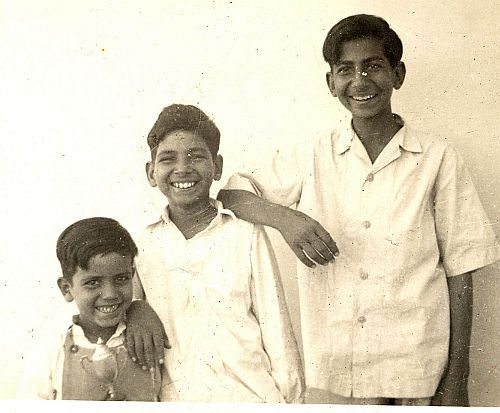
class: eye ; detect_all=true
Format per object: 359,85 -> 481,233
115,274 -> 132,284
84,279 -> 100,288
367,63 -> 382,71
157,155 -> 176,163
188,152 -> 208,162
336,66 -> 352,75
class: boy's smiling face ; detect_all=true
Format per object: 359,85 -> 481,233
146,130 -> 223,214
327,37 -> 405,121
57,253 -> 134,342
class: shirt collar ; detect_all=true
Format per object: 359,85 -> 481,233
70,316 -> 126,348
160,198 -> 236,226
334,114 -> 422,155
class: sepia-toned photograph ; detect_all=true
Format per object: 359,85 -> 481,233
1,1 -> 498,411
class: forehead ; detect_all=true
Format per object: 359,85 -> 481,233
337,37 -> 387,63
75,253 -> 133,278
157,130 -> 210,152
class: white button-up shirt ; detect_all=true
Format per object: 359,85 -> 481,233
224,117 -> 500,398
134,202 -> 304,402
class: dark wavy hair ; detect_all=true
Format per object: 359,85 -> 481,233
147,104 -> 220,160
56,217 -> 138,281
323,14 -> 403,69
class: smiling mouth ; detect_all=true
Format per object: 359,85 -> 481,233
351,94 -> 376,102
96,304 -> 120,314
171,182 -> 197,189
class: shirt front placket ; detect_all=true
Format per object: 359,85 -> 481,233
349,134 -> 404,393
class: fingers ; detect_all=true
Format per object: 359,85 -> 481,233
290,230 -> 339,268
315,227 -> 339,258
133,335 -> 146,367
124,331 -> 138,363
300,242 -> 330,266
290,244 -> 316,268
142,336 -> 155,372
153,332 -> 165,366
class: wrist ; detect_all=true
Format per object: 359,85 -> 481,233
268,204 -> 295,231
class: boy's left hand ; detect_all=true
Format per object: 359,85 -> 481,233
125,300 -> 170,371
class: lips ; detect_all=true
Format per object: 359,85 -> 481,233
96,304 -> 120,314
171,181 -> 197,189
350,94 -> 376,101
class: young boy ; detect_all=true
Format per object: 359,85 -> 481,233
133,103 -> 304,402
218,14 -> 500,406
18,217 -> 162,400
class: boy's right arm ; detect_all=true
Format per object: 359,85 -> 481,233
125,275 -> 170,372
218,188 -> 338,267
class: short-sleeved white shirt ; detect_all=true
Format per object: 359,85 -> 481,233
224,117 -> 500,398
134,202 -> 304,403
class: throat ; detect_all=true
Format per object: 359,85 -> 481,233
74,316 -> 117,344
353,114 -> 403,163
169,203 -> 218,239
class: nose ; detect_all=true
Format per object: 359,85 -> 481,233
100,281 -> 119,300
174,156 -> 193,174
353,68 -> 368,80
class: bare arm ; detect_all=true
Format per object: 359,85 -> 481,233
125,275 -> 170,372
218,189 -> 338,267
432,272 -> 473,406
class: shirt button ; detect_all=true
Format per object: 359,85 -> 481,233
70,345 -> 79,353
357,316 -> 366,324
366,173 -> 374,182
360,271 -> 368,280
363,220 -> 371,229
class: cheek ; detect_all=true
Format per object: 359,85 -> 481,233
120,285 -> 134,299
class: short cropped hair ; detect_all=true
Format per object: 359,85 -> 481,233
323,14 -> 403,68
56,217 -> 138,281
147,104 -> 220,160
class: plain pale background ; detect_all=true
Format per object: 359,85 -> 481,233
1,0 -> 498,406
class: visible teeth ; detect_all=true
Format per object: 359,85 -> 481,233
97,304 -> 119,313
172,182 -> 196,189
352,95 -> 375,101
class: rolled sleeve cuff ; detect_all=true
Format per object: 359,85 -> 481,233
443,242 -> 500,277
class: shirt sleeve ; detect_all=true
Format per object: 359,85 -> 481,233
223,144 -> 304,207
434,145 -> 500,276
17,334 -> 63,400
249,224 -> 305,403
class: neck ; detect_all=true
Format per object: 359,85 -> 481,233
168,200 -> 218,239
352,111 -> 400,142
75,317 -> 117,344
352,112 -> 402,163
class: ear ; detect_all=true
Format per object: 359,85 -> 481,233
145,161 -> 157,187
213,155 -> 223,181
392,61 -> 406,90
57,278 -> 74,302
326,71 -> 337,97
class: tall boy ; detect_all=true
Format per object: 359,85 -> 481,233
133,104 -> 304,402
19,217 -> 162,400
218,14 -> 500,405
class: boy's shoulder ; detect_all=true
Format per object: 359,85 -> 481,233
137,203 -> 257,243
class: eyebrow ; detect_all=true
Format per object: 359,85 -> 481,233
79,271 -> 132,280
156,146 -> 210,156
336,56 -> 387,65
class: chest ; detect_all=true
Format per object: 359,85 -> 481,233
137,220 -> 254,314
61,334 -> 160,401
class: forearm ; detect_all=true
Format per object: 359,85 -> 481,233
217,189 -> 292,230
447,272 -> 473,373
433,272 -> 473,406
218,188 -> 338,267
